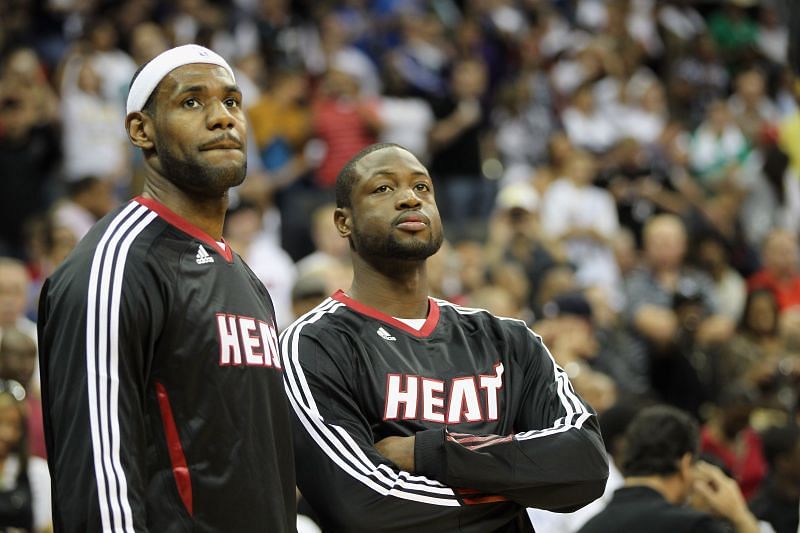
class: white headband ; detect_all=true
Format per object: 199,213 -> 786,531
126,44 -> 236,115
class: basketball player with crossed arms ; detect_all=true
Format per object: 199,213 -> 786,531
280,143 -> 609,532
37,45 -> 295,532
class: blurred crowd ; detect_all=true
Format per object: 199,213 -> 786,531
2,0 -> 800,531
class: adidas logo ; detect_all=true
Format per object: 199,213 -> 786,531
377,327 -> 396,341
196,245 -> 214,265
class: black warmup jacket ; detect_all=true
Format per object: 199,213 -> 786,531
37,197 -> 296,532
578,486 -> 730,533
280,291 -> 609,532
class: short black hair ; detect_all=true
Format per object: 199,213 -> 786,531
599,402 -> 644,455
761,424 -> 800,469
128,58 -> 158,115
621,405 -> 699,477
334,142 -> 410,208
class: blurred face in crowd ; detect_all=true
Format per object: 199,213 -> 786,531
0,329 -> 36,387
451,59 -> 487,100
762,230 -> 799,279
745,291 -> 778,337
736,70 -> 765,106
0,90 -> 36,142
336,147 -> 443,263
132,63 -> 247,197
644,216 -> 687,270
0,261 -> 29,327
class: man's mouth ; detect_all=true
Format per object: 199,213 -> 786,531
395,214 -> 428,232
200,137 -> 242,151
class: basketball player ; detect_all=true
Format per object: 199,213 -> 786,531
37,45 -> 295,532
281,143 -> 608,532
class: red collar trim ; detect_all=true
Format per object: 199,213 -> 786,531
331,290 -> 440,337
134,196 -> 233,263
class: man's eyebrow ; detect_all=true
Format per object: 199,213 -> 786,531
369,169 -> 429,178
175,84 -> 242,96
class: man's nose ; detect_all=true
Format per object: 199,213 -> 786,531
397,187 -> 422,208
206,100 -> 236,130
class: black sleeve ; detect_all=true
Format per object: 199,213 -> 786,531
280,327 -> 467,532
414,326 -> 609,512
38,243 -> 164,532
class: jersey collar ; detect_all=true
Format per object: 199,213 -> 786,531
134,196 -> 233,263
331,290 -> 440,338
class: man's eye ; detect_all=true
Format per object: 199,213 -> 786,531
415,183 -> 430,191
184,98 -> 200,108
374,185 -> 391,193
224,98 -> 239,108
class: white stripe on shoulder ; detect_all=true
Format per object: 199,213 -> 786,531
433,298 -> 528,326
279,300 -> 460,506
86,202 -> 157,532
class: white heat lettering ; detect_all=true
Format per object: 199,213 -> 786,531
217,314 -> 241,365
383,362 -> 504,424
479,363 -> 504,421
448,377 -> 483,423
384,375 -> 419,419
216,313 -> 282,370
421,378 -> 445,423
239,317 -> 264,366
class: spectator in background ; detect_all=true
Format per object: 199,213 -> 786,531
0,258 -> 36,340
562,82 -> 618,155
700,386 -> 768,502
389,7 -> 453,101
728,68 -> 779,147
312,67 -> 381,191
0,54 -> 61,260
377,56 -> 435,162
613,77 -> 668,145
484,182 -> 568,312
59,50 -> 130,186
624,215 -> 734,414
750,424 -> 800,533
669,33 -> 729,128
694,233 -> 747,322
689,99 -> 752,196
428,56 -> 493,239
499,28 -> 559,172
308,12 -> 381,98
530,132 -> 576,196
748,228 -> 800,314
51,176 -> 117,243
223,201 -> 298,330
625,214 -> 730,350
0,379 -> 51,533
579,405 -> 762,533
540,151 -> 622,308
128,21 -> 171,66
707,2 -> 758,69
294,203 -> 353,287
0,328 -> 45,459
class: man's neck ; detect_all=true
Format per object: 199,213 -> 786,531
348,255 -> 430,319
141,172 -> 228,240
624,475 -> 685,505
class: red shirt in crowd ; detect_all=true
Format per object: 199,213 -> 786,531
700,426 -> 767,500
312,97 -> 379,188
747,269 -> 800,312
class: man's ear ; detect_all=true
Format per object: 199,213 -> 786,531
334,207 -> 352,239
679,452 -> 694,481
126,112 -> 155,150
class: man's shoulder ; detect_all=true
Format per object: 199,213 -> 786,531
581,486 -> 723,533
435,298 -> 533,341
